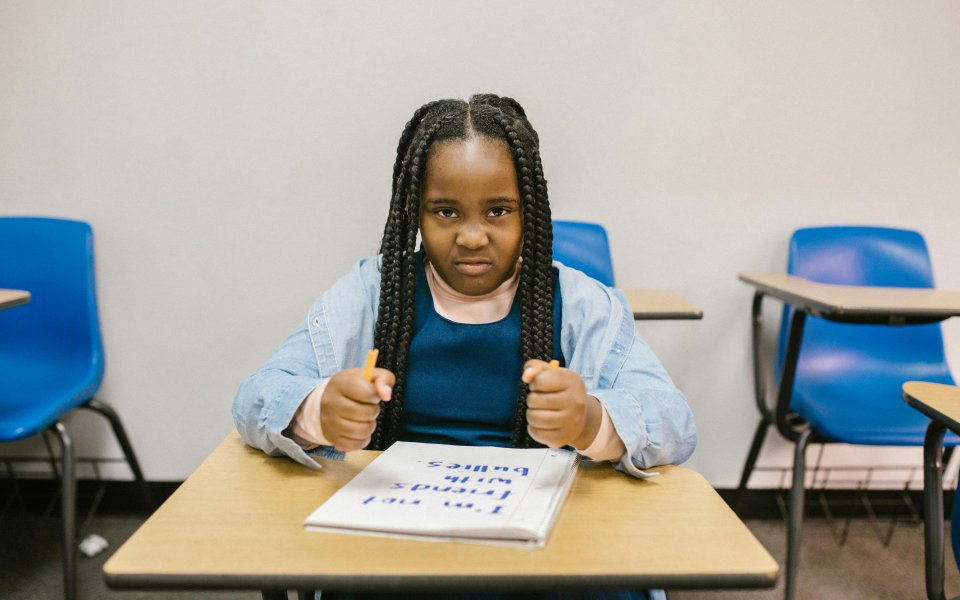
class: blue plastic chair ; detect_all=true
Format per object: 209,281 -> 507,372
0,217 -> 153,600
552,220 -> 615,286
737,226 -> 956,599
781,227 -> 956,443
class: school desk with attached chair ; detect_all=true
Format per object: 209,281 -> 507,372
103,431 -> 778,598
737,226 -> 960,600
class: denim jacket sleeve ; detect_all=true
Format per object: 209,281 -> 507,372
557,264 -> 697,477
231,256 -> 382,468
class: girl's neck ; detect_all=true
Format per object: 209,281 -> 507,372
424,257 -> 520,324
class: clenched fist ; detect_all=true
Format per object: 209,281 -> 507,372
320,367 -> 394,451
521,359 -> 601,450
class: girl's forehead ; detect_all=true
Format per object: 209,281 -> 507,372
425,137 -> 516,181
427,137 -> 512,174
429,135 -> 508,157
420,137 -> 520,208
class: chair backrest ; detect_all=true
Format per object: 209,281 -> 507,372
776,225 -> 951,387
787,226 -> 935,288
0,217 -> 103,382
552,220 -> 615,286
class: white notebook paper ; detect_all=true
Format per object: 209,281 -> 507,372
304,441 -> 580,548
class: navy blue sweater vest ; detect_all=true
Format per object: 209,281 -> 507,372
401,256 -> 563,447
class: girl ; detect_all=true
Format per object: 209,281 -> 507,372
233,94 -> 696,600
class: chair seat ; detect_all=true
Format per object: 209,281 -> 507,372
790,318 -> 955,445
0,356 -> 100,441
797,386 -> 959,445
793,364 -> 955,445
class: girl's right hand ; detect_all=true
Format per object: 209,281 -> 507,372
320,368 -> 394,452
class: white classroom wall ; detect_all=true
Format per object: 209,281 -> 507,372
1,1 -> 959,487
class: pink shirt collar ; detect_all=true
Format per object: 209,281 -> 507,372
424,258 -> 520,324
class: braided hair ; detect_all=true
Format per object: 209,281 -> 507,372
371,94 -> 553,450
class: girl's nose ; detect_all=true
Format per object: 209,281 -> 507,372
455,224 -> 489,249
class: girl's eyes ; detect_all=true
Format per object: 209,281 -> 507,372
432,207 -> 512,219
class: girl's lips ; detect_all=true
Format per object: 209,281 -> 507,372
454,261 -> 493,276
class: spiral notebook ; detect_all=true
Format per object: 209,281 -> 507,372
304,441 -> 580,548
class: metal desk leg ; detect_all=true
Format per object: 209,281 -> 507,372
923,420 -> 947,600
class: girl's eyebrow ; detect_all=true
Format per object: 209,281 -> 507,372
423,197 -> 518,206
423,198 -> 459,206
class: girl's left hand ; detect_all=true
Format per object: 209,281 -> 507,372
521,359 -> 601,449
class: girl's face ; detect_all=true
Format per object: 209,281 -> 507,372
420,137 -> 523,296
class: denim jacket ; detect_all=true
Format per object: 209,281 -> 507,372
232,255 -> 696,478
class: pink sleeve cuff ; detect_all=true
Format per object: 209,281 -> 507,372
288,379 -> 333,449
576,401 -> 626,462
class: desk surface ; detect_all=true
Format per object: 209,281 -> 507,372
104,432 -> 777,592
739,271 -> 960,322
623,289 -> 703,320
903,381 -> 960,433
0,289 -> 30,310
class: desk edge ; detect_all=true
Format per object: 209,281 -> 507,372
738,272 -> 960,320
104,570 -> 779,592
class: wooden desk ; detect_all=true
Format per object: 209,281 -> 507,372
904,381 -> 960,432
903,381 -> 960,600
0,289 -> 30,310
623,289 -> 703,320
104,432 -> 777,594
